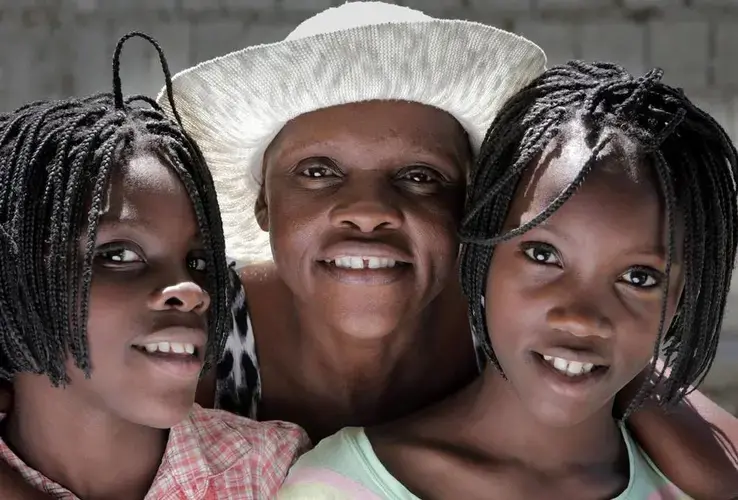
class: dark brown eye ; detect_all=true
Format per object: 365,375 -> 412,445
188,257 -> 207,272
621,269 -> 660,288
295,157 -> 341,180
96,247 -> 142,263
521,242 -> 560,266
405,171 -> 434,183
401,167 -> 441,184
301,165 -> 335,178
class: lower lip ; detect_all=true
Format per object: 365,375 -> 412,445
316,261 -> 412,285
530,352 -> 608,398
133,348 -> 203,381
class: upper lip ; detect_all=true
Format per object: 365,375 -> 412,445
533,346 -> 610,367
318,241 -> 413,264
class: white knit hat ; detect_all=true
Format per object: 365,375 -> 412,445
157,2 -> 546,265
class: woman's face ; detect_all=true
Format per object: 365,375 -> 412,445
257,101 -> 470,338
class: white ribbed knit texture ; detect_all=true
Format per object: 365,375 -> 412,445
157,2 -> 546,265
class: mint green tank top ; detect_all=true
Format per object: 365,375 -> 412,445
279,423 -> 690,499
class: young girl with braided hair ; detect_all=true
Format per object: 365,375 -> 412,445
280,61 -> 737,499
0,32 -> 307,500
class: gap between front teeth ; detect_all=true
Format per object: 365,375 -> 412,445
140,341 -> 195,355
325,256 -> 397,269
542,354 -> 596,377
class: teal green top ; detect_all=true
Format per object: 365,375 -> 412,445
279,423 -> 691,499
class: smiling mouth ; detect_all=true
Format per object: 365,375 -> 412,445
535,352 -> 608,378
133,341 -> 200,359
320,256 -> 411,270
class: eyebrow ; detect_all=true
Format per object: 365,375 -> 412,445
97,214 -> 154,231
532,223 -> 670,260
277,136 -> 466,173
527,222 -> 570,242
96,216 -> 202,242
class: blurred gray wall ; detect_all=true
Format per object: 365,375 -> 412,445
1,0 -> 737,411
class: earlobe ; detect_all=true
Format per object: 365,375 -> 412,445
254,186 -> 269,232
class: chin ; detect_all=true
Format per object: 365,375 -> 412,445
340,311 -> 407,340
322,300 -> 410,340
529,402 -> 591,428
118,392 -> 196,430
523,396 -> 611,429
137,410 -> 192,430
341,320 -> 399,340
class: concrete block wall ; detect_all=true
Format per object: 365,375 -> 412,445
0,0 -> 736,131
1,0 -> 737,410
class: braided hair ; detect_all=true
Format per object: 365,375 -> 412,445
0,32 -> 230,386
459,61 -> 738,413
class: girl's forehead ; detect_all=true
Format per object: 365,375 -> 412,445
510,128 -> 660,230
505,129 -> 688,265
101,154 -> 188,223
518,120 -> 652,205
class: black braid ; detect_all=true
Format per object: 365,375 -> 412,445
0,32 -> 230,386
459,61 -> 738,414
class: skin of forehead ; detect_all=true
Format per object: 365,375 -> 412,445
508,115 -> 685,268
262,101 -> 472,175
519,116 -> 654,209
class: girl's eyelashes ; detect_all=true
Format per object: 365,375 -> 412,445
519,241 -> 665,290
94,243 -> 145,266
619,267 -> 663,289
187,254 -> 208,272
94,241 -> 208,273
521,241 -> 561,266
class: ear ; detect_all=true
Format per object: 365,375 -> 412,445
254,183 -> 269,232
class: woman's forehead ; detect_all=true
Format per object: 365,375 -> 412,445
269,101 -> 470,155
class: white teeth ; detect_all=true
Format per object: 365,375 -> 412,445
329,256 -> 398,270
567,361 -> 584,375
553,357 -> 568,371
543,355 -> 597,377
139,342 -> 196,356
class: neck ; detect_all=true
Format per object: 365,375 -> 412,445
285,283 -> 476,439
460,367 -> 627,474
5,373 -> 167,500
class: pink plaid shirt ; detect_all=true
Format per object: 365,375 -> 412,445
0,404 -> 310,499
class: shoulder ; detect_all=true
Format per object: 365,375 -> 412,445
232,262 -> 289,335
186,406 -> 311,497
197,405 -> 307,441
238,261 -> 279,286
226,260 -> 283,317
187,405 -> 310,456
282,428 -> 390,499
617,424 -> 692,499
290,427 -> 365,470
